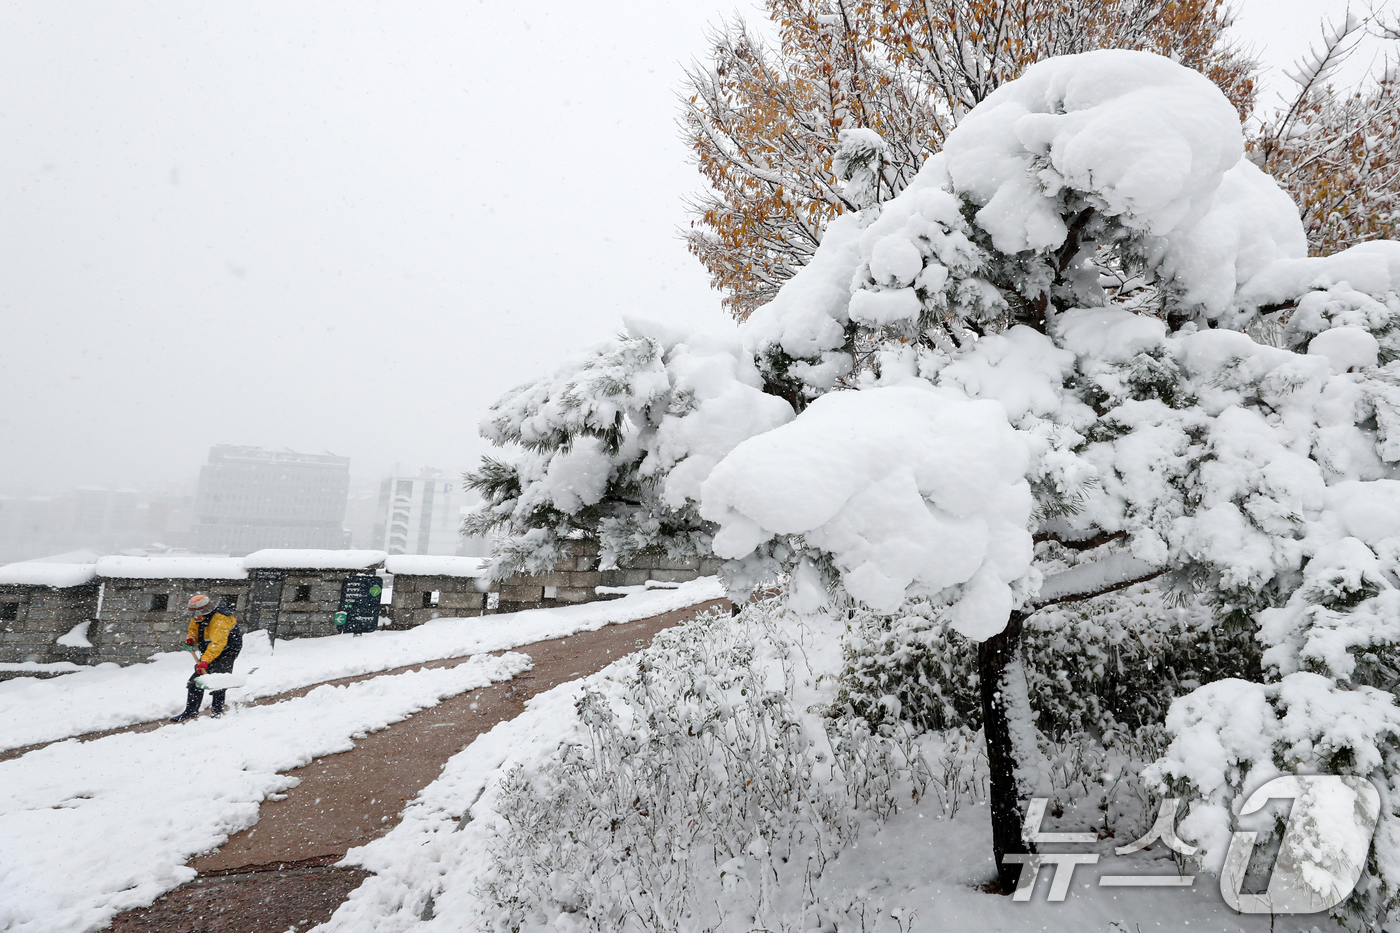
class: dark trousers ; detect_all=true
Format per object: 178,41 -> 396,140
182,627 -> 243,715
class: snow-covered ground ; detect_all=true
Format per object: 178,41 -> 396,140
317,605 -> 1312,933
0,651 -> 531,933
0,578 -> 724,753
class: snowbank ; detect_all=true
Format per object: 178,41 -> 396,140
0,652 -> 531,933
0,577 -> 725,753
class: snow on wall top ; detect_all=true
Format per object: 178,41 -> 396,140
0,550 -> 408,585
242,549 -> 387,570
384,556 -> 487,578
95,556 -> 249,580
0,563 -> 99,588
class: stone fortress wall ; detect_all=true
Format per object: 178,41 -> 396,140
0,543 -> 717,666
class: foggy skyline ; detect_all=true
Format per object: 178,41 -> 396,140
1,0 -> 1380,494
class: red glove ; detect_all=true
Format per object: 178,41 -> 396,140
194,661 -> 209,676
185,638 -> 196,647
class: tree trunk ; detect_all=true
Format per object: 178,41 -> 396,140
979,609 -> 1031,892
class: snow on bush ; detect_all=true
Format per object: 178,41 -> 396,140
476,601 -> 985,933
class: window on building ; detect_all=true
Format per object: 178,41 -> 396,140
0,602 -> 18,621
421,590 -> 440,608
544,586 -> 558,599
150,594 -> 169,612
294,584 -> 312,602
220,595 -> 239,610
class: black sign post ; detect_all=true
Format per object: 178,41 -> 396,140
338,575 -> 383,635
248,569 -> 287,651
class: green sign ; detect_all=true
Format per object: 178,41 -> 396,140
338,575 -> 383,634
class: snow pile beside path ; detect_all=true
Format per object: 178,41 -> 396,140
0,578 -> 724,753
701,387 -> 1032,635
0,652 -> 531,933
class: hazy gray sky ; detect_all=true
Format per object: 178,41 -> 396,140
0,0 -> 1383,492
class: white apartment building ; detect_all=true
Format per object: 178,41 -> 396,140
369,469 -> 486,556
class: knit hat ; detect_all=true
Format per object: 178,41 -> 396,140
188,594 -> 212,614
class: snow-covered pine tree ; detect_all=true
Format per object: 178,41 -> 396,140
463,323 -> 793,580
680,0 -> 1254,317
471,46 -> 1400,923
692,49 -> 1400,920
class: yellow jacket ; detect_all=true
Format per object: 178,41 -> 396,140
187,610 -> 238,663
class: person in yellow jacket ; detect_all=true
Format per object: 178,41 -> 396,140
169,593 -> 243,722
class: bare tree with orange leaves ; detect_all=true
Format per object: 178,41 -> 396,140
681,0 -> 1255,318
1252,12 -> 1400,255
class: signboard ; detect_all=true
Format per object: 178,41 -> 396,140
247,569 -> 287,647
338,575 -> 383,635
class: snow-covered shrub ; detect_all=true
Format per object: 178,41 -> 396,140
478,601 -> 973,933
835,584 -> 1259,742
480,604 -> 850,931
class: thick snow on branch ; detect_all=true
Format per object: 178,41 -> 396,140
1035,552 -> 1162,606
634,320 -> 796,508
1160,159 -> 1308,318
700,386 -> 1032,637
943,49 -> 1243,253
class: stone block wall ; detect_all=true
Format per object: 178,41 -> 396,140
387,574 -> 486,629
91,577 -> 252,663
0,583 -> 99,664
270,570 -> 368,639
492,541 -> 723,614
0,543 -> 724,662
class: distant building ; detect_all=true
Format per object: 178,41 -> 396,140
369,469 -> 485,556
192,446 -> 350,555
0,487 -> 194,563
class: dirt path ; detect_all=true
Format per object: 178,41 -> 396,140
1,601 -> 722,764
107,598 -> 728,931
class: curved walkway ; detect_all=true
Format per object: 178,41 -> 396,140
107,598 -> 729,932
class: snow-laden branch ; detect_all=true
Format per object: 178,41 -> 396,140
1031,553 -> 1164,609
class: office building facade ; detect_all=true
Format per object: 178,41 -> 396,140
192,446 -> 350,555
